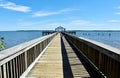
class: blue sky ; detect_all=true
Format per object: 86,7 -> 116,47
0,0 -> 120,30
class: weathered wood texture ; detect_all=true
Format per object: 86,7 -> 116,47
25,33 -> 90,78
26,33 -> 63,78
61,36 -> 90,78
0,33 -> 56,78
63,32 -> 120,78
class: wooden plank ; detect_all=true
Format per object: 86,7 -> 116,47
62,36 -> 90,78
26,34 -> 63,78
25,33 -> 90,78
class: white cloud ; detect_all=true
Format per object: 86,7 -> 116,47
114,6 -> 120,15
70,20 -> 90,25
33,8 -> 77,17
107,20 -> 120,23
18,22 -> 42,26
17,19 -> 106,30
116,6 -> 120,9
0,2 -> 31,12
69,20 -> 99,26
115,12 -> 120,15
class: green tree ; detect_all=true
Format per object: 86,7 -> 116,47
0,37 -> 5,50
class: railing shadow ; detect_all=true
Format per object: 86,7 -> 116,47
65,36 -> 105,78
61,37 -> 74,78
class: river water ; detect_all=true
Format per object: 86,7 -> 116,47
77,31 -> 120,49
0,31 -> 42,49
0,31 -> 120,49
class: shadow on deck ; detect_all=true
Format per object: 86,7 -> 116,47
61,36 -> 104,78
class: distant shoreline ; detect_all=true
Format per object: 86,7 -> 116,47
0,30 -> 120,32
17,30 -> 120,32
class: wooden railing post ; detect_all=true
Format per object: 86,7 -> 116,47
0,33 -> 56,78
0,67 -> 1,78
62,32 -> 120,78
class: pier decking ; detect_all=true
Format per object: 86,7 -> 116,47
24,34 -> 90,78
1,32 -> 120,78
26,34 -> 63,78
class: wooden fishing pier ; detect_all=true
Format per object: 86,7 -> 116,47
0,28 -> 120,78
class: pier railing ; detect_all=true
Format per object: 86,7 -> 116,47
63,33 -> 120,78
0,33 -> 56,78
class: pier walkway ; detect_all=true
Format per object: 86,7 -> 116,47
1,32 -> 120,78
25,33 -> 63,78
24,33 -> 90,78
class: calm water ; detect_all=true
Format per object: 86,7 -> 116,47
77,31 -> 120,49
0,31 -> 120,49
0,31 -> 42,49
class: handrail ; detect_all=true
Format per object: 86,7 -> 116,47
0,33 -> 55,61
63,32 -> 120,78
0,33 -> 56,78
